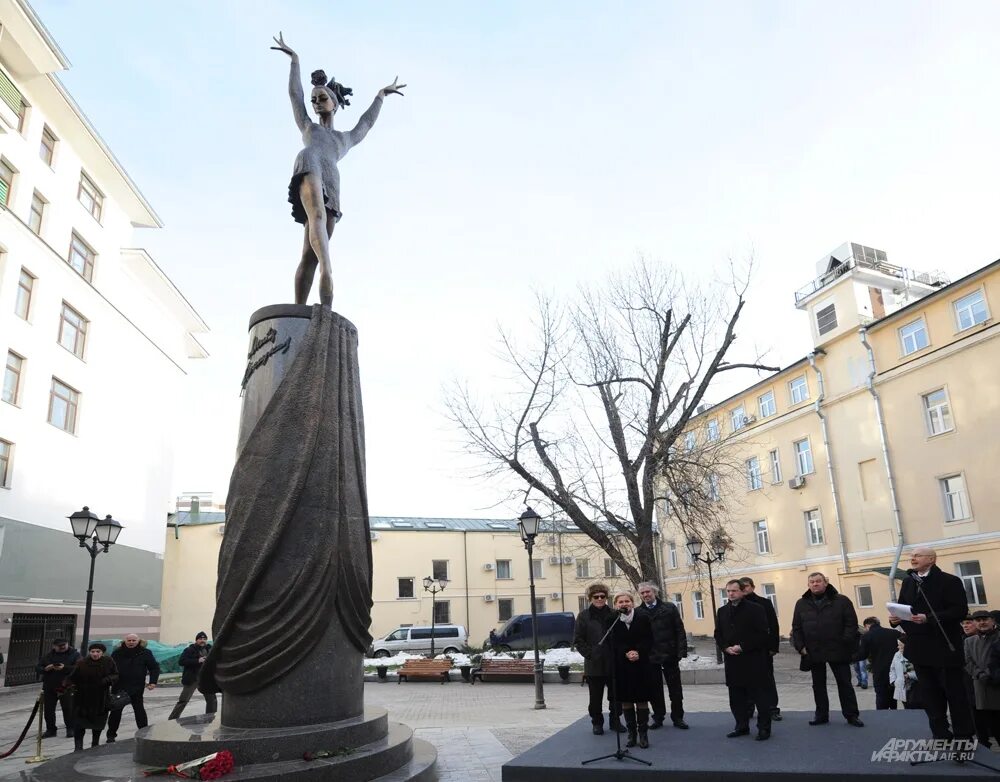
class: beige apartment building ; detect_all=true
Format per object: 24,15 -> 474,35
660,242 -> 1000,639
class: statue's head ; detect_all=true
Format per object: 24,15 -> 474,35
310,70 -> 352,117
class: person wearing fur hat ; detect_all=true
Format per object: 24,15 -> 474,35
65,643 -> 117,751
169,631 -> 218,720
574,582 -> 624,735
105,634 -> 160,742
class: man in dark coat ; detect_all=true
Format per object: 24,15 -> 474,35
855,617 -> 902,709
791,572 -> 864,727
168,632 -> 218,720
715,579 -> 774,741
35,638 -> 80,737
574,582 -> 624,735
889,547 -> 973,739
637,581 -> 688,729
740,577 -> 781,722
106,634 -> 160,742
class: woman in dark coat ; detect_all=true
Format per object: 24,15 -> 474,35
66,643 -> 118,751
574,582 -> 623,735
611,591 -> 654,749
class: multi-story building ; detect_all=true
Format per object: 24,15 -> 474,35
0,0 -> 208,684
660,242 -> 999,638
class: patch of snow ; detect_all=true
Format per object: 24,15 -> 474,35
363,652 -> 425,667
679,654 -> 723,670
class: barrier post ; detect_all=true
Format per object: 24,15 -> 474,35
24,691 -> 47,764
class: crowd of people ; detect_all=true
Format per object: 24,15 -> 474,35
34,631 -> 216,752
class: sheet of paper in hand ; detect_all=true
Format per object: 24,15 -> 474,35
886,602 -> 913,621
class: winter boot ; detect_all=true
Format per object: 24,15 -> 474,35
624,709 -> 638,748
637,708 -> 650,749
73,729 -> 84,752
609,712 -> 626,733
91,730 -> 100,748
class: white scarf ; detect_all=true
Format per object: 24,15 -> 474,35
619,608 -> 635,626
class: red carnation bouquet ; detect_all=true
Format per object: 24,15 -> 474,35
143,750 -> 234,779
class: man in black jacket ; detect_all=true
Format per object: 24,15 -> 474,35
855,617 -> 901,709
637,582 -> 688,729
890,547 -> 973,739
791,572 -> 863,727
740,577 -> 781,722
168,632 -> 218,720
106,634 -> 160,742
35,638 -> 80,738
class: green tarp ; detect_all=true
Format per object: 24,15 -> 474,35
93,640 -> 193,674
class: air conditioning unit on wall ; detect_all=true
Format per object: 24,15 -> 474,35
550,592 -> 561,599
788,476 -> 806,489
483,594 -> 495,602
484,562 -> 494,571
562,555 -> 574,564
548,556 -> 561,565
743,414 -> 757,426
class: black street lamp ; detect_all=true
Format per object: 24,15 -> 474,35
517,507 -> 546,710
422,575 -> 448,657
68,506 -> 123,651
686,534 -> 727,664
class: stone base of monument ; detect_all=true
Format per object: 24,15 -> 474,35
1,707 -> 437,782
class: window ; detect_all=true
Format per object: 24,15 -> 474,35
667,541 -> 678,569
730,405 -> 746,431
684,431 -> 696,452
789,376 -> 809,404
804,509 -> 825,546
855,585 -> 874,608
397,577 -> 414,599
923,389 -> 953,436
531,559 -> 544,579
794,438 -> 813,475
578,595 -> 587,613
496,559 -> 512,579
0,68 -> 26,132
706,473 -> 720,501
671,593 -> 684,619
758,390 -> 776,418
0,158 -> 15,206
940,474 -> 971,522
604,558 -> 618,578
533,597 -> 546,613
433,600 -> 450,623
693,591 -> 704,620
68,233 -> 96,281
58,303 -> 89,359
753,520 -> 770,554
746,457 -> 762,491
78,172 -> 103,221
576,559 -> 590,579
40,125 -> 57,166
762,584 -> 777,615
0,439 -> 11,488
28,191 -> 46,235
3,352 -> 23,405
957,562 -> 987,606
498,598 -> 514,622
15,268 -> 35,320
769,449 -> 782,484
954,290 -> 988,331
816,303 -> 838,335
48,377 -> 80,434
899,318 -> 929,356
432,560 -> 449,581
706,419 -> 720,442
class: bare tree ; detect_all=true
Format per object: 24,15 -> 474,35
446,260 -> 779,586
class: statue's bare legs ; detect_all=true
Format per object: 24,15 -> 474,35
294,173 -> 336,307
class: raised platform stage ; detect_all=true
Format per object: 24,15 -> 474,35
502,710 -> 998,782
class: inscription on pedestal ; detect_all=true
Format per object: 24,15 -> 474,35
242,327 -> 292,390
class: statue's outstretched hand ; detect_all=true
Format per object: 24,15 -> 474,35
271,32 -> 298,59
379,77 -> 406,98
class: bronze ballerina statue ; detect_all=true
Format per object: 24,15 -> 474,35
271,33 -> 405,307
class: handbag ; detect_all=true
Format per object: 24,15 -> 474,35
108,690 -> 131,711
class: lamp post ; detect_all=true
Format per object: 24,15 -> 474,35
68,507 -> 123,651
422,576 -> 448,658
686,534 -> 727,664
517,507 -> 546,710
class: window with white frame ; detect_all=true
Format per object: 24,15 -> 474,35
434,600 -> 451,623
753,520 -> 770,554
533,597 -> 546,614
762,583 -> 778,614
684,547 -> 694,567
954,290 -> 989,331
78,171 -> 103,221
816,303 -> 838,335
15,268 -> 35,320
923,389 -> 954,436
0,158 -> 15,207
746,456 -> 762,491
604,558 -> 618,578
758,390 -> 776,418
3,351 -> 24,405
48,377 -> 80,434
940,474 -> 971,521
531,559 -> 544,579
58,303 -> 88,359
68,233 -> 96,281
718,587 -> 728,609
671,593 -> 684,619
576,559 -> 590,579
956,561 -> 987,605
499,598 -> 514,621
731,405 -> 746,431
706,419 -> 720,441
693,591 -> 704,619
684,431 -> 696,452
794,438 -> 814,475
577,595 -> 587,613
706,472 -> 721,501
789,376 -> 809,404
855,584 -> 874,608
899,318 -> 929,356
496,559 -> 512,579
769,449 -> 782,484
0,438 -> 11,488
28,191 -> 46,235
397,577 -> 414,598
804,508 -> 825,546
667,541 -> 678,569
432,560 -> 449,581
40,125 -> 57,167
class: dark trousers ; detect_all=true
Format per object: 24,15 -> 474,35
648,659 -> 684,722
168,682 -> 218,721
873,675 -> 896,710
586,676 -> 621,725
729,683 -> 773,731
106,688 -> 148,737
810,661 -> 859,719
913,664 -> 974,738
43,689 -> 73,731
748,653 -> 780,717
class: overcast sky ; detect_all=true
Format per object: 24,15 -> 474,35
34,1 -> 1000,520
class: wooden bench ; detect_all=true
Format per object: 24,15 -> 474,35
470,658 -> 535,684
397,658 -> 451,684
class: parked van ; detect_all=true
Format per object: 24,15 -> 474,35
486,612 -> 576,652
368,625 -> 467,658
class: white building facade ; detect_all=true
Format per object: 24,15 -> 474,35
0,0 -> 208,684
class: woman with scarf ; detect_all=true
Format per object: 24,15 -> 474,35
66,642 -> 118,751
611,591 -> 655,748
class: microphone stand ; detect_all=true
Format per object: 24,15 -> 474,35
582,611 -> 652,767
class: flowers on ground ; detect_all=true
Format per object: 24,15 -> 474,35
143,750 -> 234,778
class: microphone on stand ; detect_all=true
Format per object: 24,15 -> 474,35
907,569 -> 924,584
618,606 -> 630,614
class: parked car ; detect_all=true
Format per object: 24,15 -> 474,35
367,625 -> 468,658
486,612 -> 576,652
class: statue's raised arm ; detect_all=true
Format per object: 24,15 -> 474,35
271,33 -> 309,132
347,77 -> 406,149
